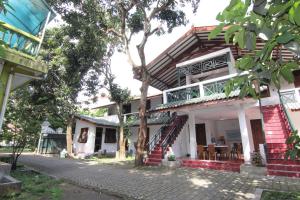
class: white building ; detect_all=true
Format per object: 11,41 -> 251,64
74,26 -> 300,178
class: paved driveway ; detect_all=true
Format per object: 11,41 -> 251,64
19,154 -> 300,200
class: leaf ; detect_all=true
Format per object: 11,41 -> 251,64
280,66 -> 294,83
276,32 -> 295,44
208,23 -> 225,40
269,1 -> 293,16
289,1 -> 300,26
236,55 -> 255,70
225,25 -> 241,44
237,28 -> 246,49
226,0 -> 241,11
246,31 -> 256,50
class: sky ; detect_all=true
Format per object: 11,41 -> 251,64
70,0 -> 231,105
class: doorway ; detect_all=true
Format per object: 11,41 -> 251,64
94,127 -> 103,152
196,124 -> 207,145
250,119 -> 264,151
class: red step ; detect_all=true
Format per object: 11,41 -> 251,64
268,170 -> 300,178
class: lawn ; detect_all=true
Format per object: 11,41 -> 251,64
261,190 -> 300,200
3,167 -> 63,200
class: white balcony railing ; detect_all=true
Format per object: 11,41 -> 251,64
162,72 -> 248,104
279,88 -> 300,104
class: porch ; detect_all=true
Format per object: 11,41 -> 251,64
169,101 -> 263,167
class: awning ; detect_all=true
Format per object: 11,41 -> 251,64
0,0 -> 56,36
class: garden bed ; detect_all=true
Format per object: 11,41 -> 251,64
261,190 -> 300,200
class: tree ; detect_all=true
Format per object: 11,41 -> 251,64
30,17 -> 111,155
101,0 -> 200,166
2,88 -> 41,170
209,0 -> 300,159
49,0 -> 200,165
95,48 -> 132,160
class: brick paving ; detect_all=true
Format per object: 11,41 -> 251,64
19,154 -> 300,200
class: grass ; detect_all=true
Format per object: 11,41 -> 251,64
261,190 -> 300,200
3,167 -> 63,200
0,147 -> 32,153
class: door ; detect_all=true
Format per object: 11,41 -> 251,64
195,124 -> 207,145
250,119 -> 264,152
94,127 -> 103,152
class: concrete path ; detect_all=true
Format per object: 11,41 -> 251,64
19,154 -> 300,200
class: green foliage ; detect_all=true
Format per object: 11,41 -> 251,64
167,154 -> 176,161
210,0 -> 300,158
261,190 -> 300,200
286,130 -> 300,160
210,0 -> 300,99
78,108 -> 107,117
251,151 -> 264,167
5,168 -> 62,200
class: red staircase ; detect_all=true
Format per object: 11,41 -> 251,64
262,104 -> 300,178
145,115 -> 188,166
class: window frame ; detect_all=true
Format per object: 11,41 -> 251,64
104,128 -> 117,143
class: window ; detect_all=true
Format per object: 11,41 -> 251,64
104,128 -> 117,143
293,70 -> 300,88
78,128 -> 89,143
122,104 -> 131,114
146,99 -> 151,110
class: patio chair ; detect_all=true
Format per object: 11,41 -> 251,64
207,144 -> 217,160
197,145 -> 207,160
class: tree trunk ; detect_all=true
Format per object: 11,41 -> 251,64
66,116 -> 74,156
135,72 -> 150,166
118,123 -> 126,160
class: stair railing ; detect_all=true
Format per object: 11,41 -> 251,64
160,115 -> 188,159
146,112 -> 176,155
278,91 -> 296,133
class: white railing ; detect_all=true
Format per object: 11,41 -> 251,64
279,88 -> 300,104
163,72 -> 248,104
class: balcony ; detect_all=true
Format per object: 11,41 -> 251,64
123,112 -> 171,126
280,88 -> 300,110
162,73 -> 242,104
0,21 -> 41,58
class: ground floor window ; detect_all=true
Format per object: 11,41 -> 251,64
78,128 -> 88,143
104,128 -> 117,143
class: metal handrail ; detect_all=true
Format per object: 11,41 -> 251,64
278,92 -> 296,133
146,112 -> 175,155
160,115 -> 188,159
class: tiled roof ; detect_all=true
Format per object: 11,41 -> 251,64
286,103 -> 300,111
76,115 -> 119,127
151,90 -> 241,111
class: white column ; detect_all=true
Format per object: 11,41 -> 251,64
0,73 -> 13,133
163,91 -> 167,104
238,106 -> 254,164
186,75 -> 192,85
199,83 -> 204,97
188,112 -> 197,159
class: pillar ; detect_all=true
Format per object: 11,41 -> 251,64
186,75 -> 192,85
188,112 -> 197,159
0,64 -> 13,132
238,106 -> 254,164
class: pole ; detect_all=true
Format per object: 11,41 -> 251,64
36,12 -> 51,56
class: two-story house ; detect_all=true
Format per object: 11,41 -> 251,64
73,25 -> 300,178
141,26 -> 300,177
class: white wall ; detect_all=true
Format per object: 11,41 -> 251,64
73,119 -> 118,156
128,125 -> 163,154
288,110 -> 300,132
172,123 -> 189,157
73,119 -> 96,156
